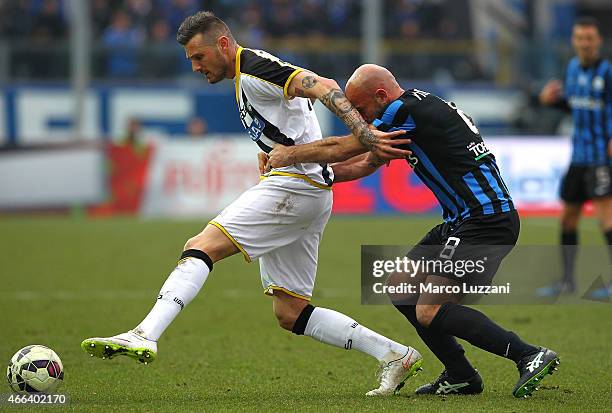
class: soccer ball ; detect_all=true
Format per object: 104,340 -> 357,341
6,345 -> 64,393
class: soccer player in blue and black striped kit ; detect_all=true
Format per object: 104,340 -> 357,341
539,17 -> 612,297
267,64 -> 561,398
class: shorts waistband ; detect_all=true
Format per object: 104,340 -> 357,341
260,171 -> 332,190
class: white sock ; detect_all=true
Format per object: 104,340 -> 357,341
304,307 -> 408,361
135,257 -> 210,341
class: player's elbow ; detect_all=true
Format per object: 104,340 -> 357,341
315,76 -> 341,95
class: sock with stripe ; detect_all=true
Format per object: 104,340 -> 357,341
428,302 -> 538,364
135,249 -> 212,341
293,305 -> 409,361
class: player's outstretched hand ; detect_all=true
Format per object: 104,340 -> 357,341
258,151 -> 270,174
370,129 -> 412,161
539,79 -> 563,105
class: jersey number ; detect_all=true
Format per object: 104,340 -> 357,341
440,236 -> 461,259
443,100 -> 480,135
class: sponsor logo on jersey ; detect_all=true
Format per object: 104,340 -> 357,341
467,141 -> 491,161
247,116 -> 265,141
569,96 -> 604,110
409,89 -> 430,100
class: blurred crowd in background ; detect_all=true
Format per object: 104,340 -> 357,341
0,0 -> 611,138
0,0 -> 472,80
0,0 -> 472,48
3,0 -> 609,82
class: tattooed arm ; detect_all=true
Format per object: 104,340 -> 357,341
277,71 -> 410,165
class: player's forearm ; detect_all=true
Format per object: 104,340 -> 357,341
332,153 -> 382,183
284,135 -> 368,164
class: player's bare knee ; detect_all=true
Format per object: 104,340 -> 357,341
415,304 -> 438,328
272,291 -> 309,331
560,204 -> 581,231
387,271 -> 421,305
561,217 -> 579,232
598,209 -> 612,230
183,235 -> 214,256
560,212 -> 579,231
183,236 -> 200,251
274,308 -> 298,331
182,225 -> 240,262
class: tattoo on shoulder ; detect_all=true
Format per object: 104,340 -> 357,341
301,76 -> 317,89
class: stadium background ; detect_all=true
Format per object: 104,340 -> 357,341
0,1 -> 610,412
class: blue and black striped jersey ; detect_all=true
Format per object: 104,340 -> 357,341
373,89 -> 514,224
563,57 -> 612,166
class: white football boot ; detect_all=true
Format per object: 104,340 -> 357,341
81,330 -> 157,364
366,347 -> 423,396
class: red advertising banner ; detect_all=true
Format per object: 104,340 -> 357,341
86,137 -> 581,218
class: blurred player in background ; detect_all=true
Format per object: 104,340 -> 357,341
267,64 -> 560,398
81,11 -> 425,396
539,17 -> 612,297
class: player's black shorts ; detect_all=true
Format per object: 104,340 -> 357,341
405,210 -> 520,287
560,165 -> 612,203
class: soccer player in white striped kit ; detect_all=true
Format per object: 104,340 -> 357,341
81,11 -> 422,396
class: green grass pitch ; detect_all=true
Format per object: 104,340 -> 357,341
0,216 -> 610,412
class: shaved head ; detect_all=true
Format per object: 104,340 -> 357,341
346,64 -> 401,97
345,64 -> 404,123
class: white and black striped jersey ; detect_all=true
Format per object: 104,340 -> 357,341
234,46 -> 333,188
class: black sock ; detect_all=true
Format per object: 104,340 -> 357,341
291,304 -> 315,335
394,304 -> 475,379
605,230 -> 612,260
605,230 -> 612,245
180,249 -> 213,271
428,302 -> 539,364
561,231 -> 578,286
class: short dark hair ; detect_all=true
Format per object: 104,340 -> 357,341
176,11 -> 233,46
574,16 -> 600,31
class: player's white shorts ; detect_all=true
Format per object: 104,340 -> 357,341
210,174 -> 332,300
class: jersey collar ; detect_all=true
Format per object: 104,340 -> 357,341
579,57 -> 602,70
234,46 -> 243,103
